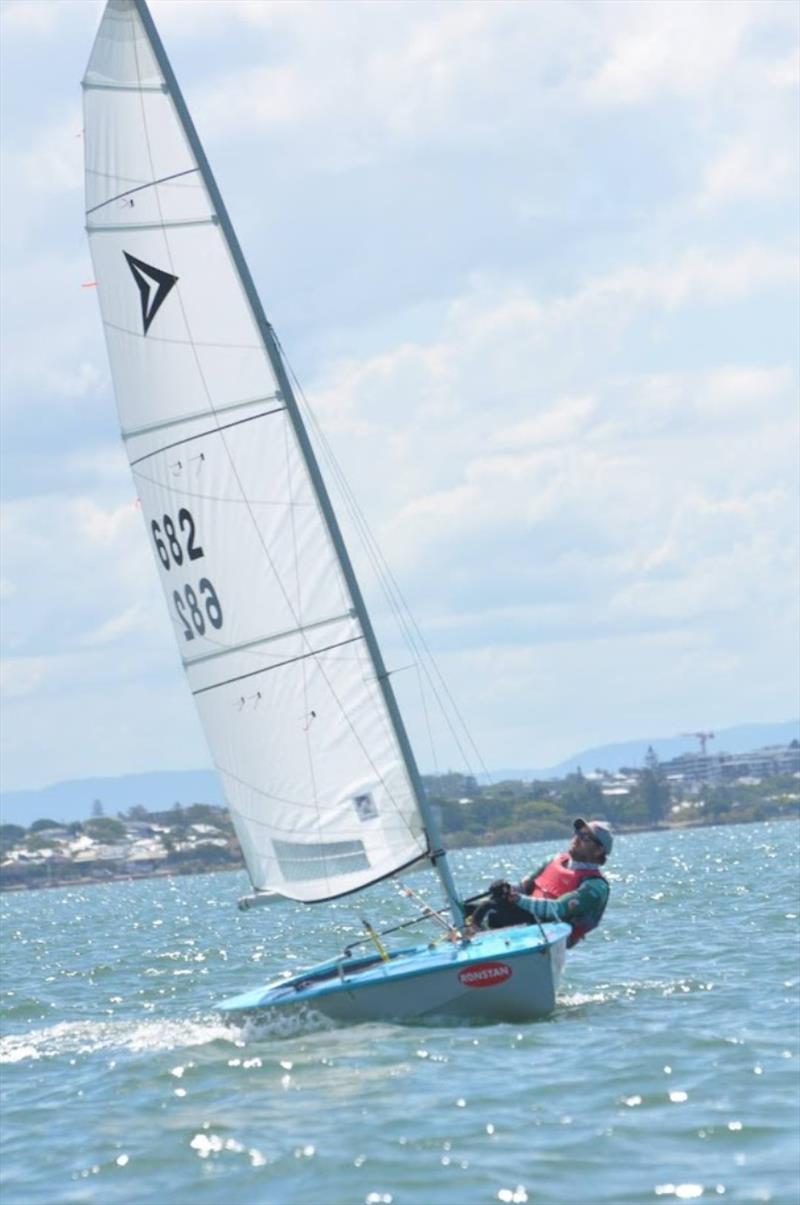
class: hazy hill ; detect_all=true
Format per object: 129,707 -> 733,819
492,719 -> 800,781
0,770 -> 223,829
2,719 -> 797,827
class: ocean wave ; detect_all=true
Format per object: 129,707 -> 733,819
0,1015 -> 237,1063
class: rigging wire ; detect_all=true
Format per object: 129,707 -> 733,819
277,336 -> 494,788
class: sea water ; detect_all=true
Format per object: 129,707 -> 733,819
1,820 -> 798,1205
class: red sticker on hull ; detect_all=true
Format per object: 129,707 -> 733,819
458,961 -> 512,988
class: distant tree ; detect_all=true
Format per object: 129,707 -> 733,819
704,785 -> 735,821
183,803 -> 227,826
0,823 -> 26,851
26,833 -> 55,851
558,772 -> 604,816
437,800 -> 468,835
639,746 -> 670,822
92,799 -> 104,818
122,805 -> 149,821
524,799 -> 568,825
0,824 -> 26,843
85,816 -> 126,842
527,780 -> 555,799
167,801 -> 188,835
67,821 -> 84,835
29,818 -> 62,832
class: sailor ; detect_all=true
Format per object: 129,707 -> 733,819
465,818 -> 612,948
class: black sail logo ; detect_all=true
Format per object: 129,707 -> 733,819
123,251 -> 178,335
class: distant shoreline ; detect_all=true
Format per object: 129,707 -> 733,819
3,812 -> 796,894
0,861 -> 240,893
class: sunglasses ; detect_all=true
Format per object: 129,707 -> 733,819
575,828 -> 603,848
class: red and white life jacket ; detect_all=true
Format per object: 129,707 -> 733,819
529,853 -> 609,947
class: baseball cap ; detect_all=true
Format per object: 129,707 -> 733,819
574,817 -> 613,856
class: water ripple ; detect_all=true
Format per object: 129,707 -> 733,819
1,821 -> 798,1204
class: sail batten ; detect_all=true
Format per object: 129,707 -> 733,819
83,0 -> 447,905
124,396 -> 283,445
82,82 -> 166,93
85,168 -> 198,217
89,217 -> 215,233
182,611 -> 357,669
191,635 -> 366,698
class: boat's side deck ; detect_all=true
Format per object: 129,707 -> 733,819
218,923 -> 572,1013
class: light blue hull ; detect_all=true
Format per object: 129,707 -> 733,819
219,923 -> 572,1024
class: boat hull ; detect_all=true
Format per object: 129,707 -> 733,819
219,923 -> 571,1024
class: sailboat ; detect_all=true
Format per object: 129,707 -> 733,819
83,0 -> 571,1023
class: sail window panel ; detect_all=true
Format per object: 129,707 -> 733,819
84,89 -> 198,219
83,0 -> 162,90
225,773 -> 427,902
273,839 -> 369,882
196,640 -> 426,899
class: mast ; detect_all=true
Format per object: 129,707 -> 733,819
132,0 -> 463,924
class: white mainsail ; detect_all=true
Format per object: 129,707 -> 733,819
83,0 -> 445,904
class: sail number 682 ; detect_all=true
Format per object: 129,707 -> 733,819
151,508 -> 203,569
173,579 -> 223,641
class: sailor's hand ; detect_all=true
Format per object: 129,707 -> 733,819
488,879 -> 512,902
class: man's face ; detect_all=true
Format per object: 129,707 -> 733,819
569,826 -> 604,863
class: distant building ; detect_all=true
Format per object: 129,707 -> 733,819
663,743 -> 800,784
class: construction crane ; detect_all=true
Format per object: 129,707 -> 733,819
682,731 -> 715,756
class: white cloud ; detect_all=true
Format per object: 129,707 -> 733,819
0,655 -> 49,700
0,0 -> 99,38
0,253 -> 106,408
188,0 -> 582,159
569,245 -> 797,313
584,0 -> 793,107
308,264 -> 798,686
315,243 -> 796,446
697,136 -> 795,211
76,603 -> 154,648
75,498 -> 141,547
698,365 -> 793,414
0,491 -> 162,661
767,49 -> 800,89
15,109 -> 84,197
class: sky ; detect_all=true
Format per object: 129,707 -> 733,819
1,0 -> 798,792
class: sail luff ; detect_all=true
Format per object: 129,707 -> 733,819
125,0 -> 462,920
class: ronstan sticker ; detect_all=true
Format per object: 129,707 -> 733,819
458,961 -> 512,988
124,251 -> 178,335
